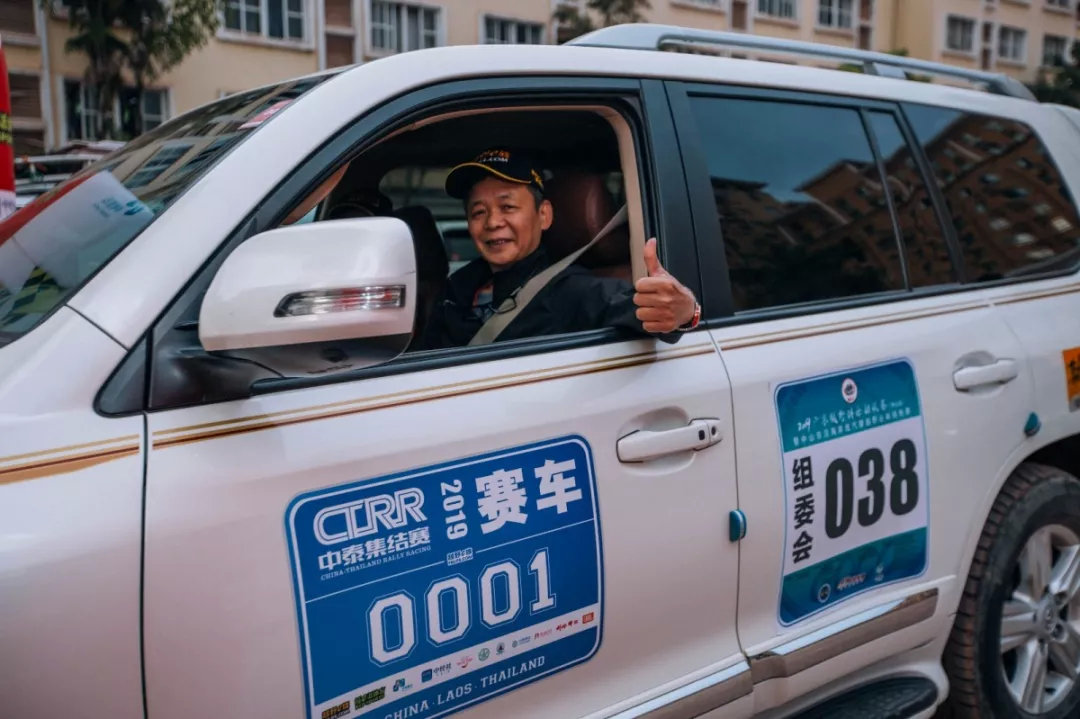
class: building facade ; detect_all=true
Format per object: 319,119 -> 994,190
1,0 -> 1078,155
0,1 -> 320,155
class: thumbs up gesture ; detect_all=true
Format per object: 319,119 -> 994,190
633,238 -> 699,334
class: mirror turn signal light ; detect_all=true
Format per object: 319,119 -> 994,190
275,286 -> 406,317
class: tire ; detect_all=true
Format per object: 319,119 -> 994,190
943,462 -> 1080,719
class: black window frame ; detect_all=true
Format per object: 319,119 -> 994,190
97,75 -> 699,416
666,81 -> 966,326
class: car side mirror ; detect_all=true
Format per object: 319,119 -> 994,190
199,217 -> 417,377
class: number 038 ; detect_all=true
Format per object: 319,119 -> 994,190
825,439 -> 919,539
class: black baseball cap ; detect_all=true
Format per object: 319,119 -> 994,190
445,149 -> 545,200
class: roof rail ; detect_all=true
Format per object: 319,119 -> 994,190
567,24 -> 1036,101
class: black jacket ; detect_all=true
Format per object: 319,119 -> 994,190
418,245 -> 675,350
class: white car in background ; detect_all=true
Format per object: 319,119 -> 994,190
2,24 -> 1080,719
13,140 -> 125,208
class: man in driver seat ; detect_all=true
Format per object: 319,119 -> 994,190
417,148 -> 701,350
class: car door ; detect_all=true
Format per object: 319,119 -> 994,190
670,83 -> 1035,712
138,78 -> 752,719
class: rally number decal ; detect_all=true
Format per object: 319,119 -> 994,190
286,437 -> 602,719
775,359 -> 929,625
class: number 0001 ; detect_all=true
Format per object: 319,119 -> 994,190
367,549 -> 557,664
825,439 -> 918,539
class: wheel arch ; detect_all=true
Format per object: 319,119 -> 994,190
1028,433 -> 1080,482
946,432 -> 1080,623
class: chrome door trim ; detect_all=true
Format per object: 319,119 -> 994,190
749,588 -> 938,683
607,660 -> 753,718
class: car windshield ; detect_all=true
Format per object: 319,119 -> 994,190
0,73 -> 335,347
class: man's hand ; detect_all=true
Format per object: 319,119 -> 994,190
633,238 -> 698,333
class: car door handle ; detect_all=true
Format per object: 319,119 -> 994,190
953,359 -> 1019,391
617,419 -> 723,463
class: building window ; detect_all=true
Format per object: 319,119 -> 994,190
224,0 -> 261,33
818,0 -> 853,28
64,79 -> 101,140
0,0 -> 37,35
119,88 -> 168,136
141,90 -> 168,130
998,26 -> 1026,63
370,1 -> 440,53
325,0 -> 352,26
1043,34 -> 1068,66
66,80 -> 170,141
946,16 -> 975,53
326,33 -> 355,67
9,73 -> 42,120
757,0 -> 796,19
483,16 -> 544,44
224,0 -> 304,41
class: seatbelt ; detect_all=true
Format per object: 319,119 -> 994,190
468,205 -> 628,347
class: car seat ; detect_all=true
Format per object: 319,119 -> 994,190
542,171 -> 632,283
391,205 -> 449,343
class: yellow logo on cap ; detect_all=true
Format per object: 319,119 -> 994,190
476,149 -> 511,163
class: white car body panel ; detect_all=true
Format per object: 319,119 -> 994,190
1,38 -> 1078,719
0,308 -> 145,718
712,292 -> 1032,711
141,337 -> 747,719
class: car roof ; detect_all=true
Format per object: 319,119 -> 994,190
324,40 -> 1045,125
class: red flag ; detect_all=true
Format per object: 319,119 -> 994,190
0,35 -> 15,220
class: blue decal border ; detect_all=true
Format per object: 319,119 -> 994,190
283,434 -> 606,718
771,357 -> 932,627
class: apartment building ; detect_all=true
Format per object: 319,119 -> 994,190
323,1 -> 1078,75
894,0 -> 1079,81
0,1 -> 319,155
1,0 -> 1078,155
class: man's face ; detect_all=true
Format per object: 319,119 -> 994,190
466,177 -> 552,271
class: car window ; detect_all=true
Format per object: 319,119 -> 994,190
0,74 -> 334,347
865,112 -> 957,287
143,103 -> 647,411
904,103 -> 1080,282
686,96 -> 905,311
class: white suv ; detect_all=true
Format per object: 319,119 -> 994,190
2,24 -> 1079,719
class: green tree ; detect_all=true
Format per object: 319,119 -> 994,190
119,0 -> 219,136
553,0 -> 651,44
837,49 -> 930,82
1030,43 -> 1080,108
46,0 -> 219,139
49,0 -> 128,139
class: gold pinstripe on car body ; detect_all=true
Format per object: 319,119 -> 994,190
152,343 -> 717,449
0,436 -> 141,486
8,280 -> 1078,481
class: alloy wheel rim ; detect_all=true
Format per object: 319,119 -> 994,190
1000,524 -> 1080,714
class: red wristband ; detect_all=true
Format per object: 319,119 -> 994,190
678,302 -> 701,332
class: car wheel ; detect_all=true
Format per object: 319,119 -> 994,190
943,462 -> 1080,718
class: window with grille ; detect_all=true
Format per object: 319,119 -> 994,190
758,0 -> 796,19
483,16 -> 544,44
946,16 -> 975,53
818,0 -> 853,28
370,2 -> 440,53
223,0 -> 304,41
